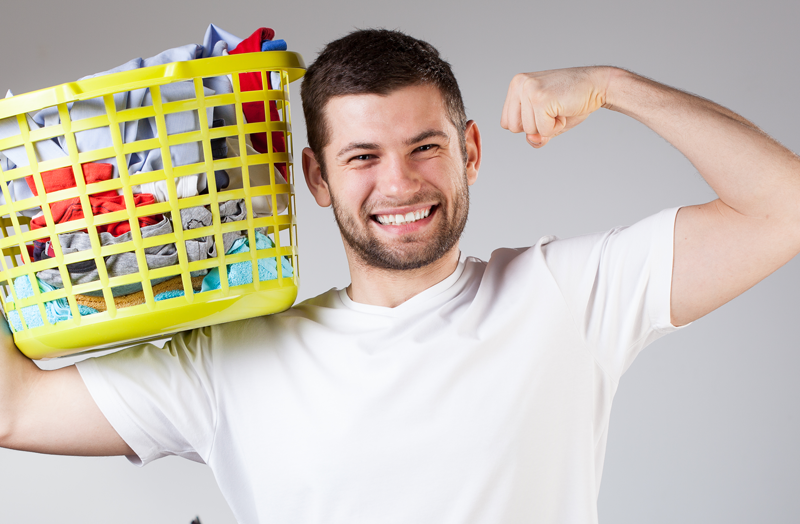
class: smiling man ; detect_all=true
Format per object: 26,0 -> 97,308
303,82 -> 479,305
2,29 -> 800,524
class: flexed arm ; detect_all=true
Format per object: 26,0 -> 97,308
502,66 -> 800,326
0,316 -> 132,455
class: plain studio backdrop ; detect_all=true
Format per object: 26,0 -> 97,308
1,0 -> 798,522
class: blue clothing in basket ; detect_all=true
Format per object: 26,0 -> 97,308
6,275 -> 99,333
201,231 -> 293,292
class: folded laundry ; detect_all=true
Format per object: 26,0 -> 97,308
6,275 -> 99,333
0,113 -> 73,215
25,162 -> 109,194
222,135 -> 288,216
261,39 -> 287,52
37,240 -> 98,274
218,198 -> 250,247
32,240 -> 47,262
229,27 -> 288,176
0,26 -> 234,214
33,199 -> 248,296
0,24 -> 290,214
179,198 -> 248,261
74,275 -> 205,311
26,163 -> 162,238
180,206 -> 216,264
200,230 -> 293,292
154,288 -> 191,302
201,23 -> 243,58
198,119 -> 231,196
126,82 -> 216,202
0,43 -> 218,185
36,217 -> 179,296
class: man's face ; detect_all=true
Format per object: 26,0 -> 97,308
304,84 -> 480,271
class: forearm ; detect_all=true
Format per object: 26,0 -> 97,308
0,318 -> 130,455
603,67 -> 800,222
0,320 -> 45,447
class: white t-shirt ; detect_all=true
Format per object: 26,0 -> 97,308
78,207 -> 683,524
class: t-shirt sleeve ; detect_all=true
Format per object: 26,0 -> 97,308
76,326 -> 217,466
540,207 -> 686,380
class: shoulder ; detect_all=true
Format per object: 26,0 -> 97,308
464,208 -> 679,293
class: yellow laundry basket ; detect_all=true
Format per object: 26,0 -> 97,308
0,52 -> 305,359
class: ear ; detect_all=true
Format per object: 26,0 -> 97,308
464,120 -> 481,186
302,147 -> 331,207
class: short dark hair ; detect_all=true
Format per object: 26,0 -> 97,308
300,29 -> 467,176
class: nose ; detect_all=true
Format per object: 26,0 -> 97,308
375,155 -> 421,200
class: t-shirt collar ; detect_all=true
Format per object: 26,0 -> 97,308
337,258 -> 466,315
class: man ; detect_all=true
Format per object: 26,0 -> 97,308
1,29 -> 798,523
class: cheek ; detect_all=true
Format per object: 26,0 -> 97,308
331,175 -> 374,213
423,160 -> 466,194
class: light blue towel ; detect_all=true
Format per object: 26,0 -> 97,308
6,275 -> 98,332
201,231 -> 294,292
154,289 -> 188,301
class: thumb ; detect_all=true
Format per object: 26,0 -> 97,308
526,134 -> 550,148
535,107 -> 567,139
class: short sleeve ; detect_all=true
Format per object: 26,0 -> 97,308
76,326 -> 217,466
540,207 -> 685,380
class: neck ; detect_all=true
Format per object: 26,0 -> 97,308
345,245 -> 461,308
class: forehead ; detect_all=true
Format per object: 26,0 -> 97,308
322,84 -> 453,151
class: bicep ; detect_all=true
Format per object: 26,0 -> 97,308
671,200 -> 800,326
6,365 -> 132,456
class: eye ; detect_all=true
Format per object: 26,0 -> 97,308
350,154 -> 375,162
415,144 -> 438,153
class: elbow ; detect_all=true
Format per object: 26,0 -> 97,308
0,410 -> 17,450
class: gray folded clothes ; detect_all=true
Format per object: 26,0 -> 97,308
179,199 -> 248,262
222,136 -> 289,217
37,217 -> 180,296
180,206 -> 216,263
37,199 -> 250,296
219,199 -> 249,252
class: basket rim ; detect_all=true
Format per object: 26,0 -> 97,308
0,51 -> 306,120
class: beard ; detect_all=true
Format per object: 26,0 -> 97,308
329,172 -> 470,271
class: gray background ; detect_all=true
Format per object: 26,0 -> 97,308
1,0 -> 798,522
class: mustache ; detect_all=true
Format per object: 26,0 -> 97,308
361,191 -> 444,217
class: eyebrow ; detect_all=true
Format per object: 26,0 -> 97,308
335,129 -> 450,160
336,142 -> 380,159
404,129 -> 449,146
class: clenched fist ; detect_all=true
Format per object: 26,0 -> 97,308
501,66 -> 614,148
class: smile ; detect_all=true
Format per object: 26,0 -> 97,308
374,206 -> 433,225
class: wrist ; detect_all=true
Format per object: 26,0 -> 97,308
600,66 -> 631,112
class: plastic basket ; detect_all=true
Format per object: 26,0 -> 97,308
0,52 -> 306,359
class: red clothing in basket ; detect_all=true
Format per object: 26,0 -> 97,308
26,163 -> 162,237
229,27 -> 288,179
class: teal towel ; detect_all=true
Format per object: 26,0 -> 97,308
7,275 -> 99,332
201,231 -> 293,292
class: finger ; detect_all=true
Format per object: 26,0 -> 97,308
500,85 -> 511,130
505,95 -> 524,134
502,74 -> 529,131
550,114 -> 567,137
501,77 -> 520,131
520,92 -> 538,136
532,100 -> 569,139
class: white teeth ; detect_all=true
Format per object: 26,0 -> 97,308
376,207 -> 432,225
